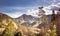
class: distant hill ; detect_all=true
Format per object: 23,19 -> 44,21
15,14 -> 51,27
0,13 -> 40,36
0,13 -> 18,29
0,13 -> 30,36
15,14 -> 39,27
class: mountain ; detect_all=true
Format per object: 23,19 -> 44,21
0,13 -> 19,33
0,13 -> 18,28
15,14 -> 51,27
0,13 -> 56,36
16,14 -> 38,23
0,13 -> 40,36
0,13 -> 59,36
15,14 -> 39,27
0,13 -> 24,36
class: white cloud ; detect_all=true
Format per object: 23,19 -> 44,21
27,9 -> 38,17
42,2 -> 60,15
5,12 -> 23,18
26,2 -> 60,17
26,6 -> 52,17
50,3 -> 60,10
43,7 -> 52,15
43,0 -> 56,4
1,2 -> 60,18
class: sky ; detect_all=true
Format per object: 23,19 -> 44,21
0,0 -> 60,18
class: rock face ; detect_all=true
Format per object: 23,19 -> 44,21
15,14 -> 51,27
16,14 -> 38,23
15,14 -> 39,27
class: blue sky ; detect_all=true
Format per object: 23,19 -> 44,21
0,0 -> 51,7
0,0 -> 60,18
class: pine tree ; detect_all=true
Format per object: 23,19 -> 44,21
38,7 -> 49,36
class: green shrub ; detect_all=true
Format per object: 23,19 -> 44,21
3,21 -> 15,36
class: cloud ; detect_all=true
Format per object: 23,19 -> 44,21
26,6 -> 52,17
5,12 -> 23,18
43,2 -> 60,14
26,2 -> 60,16
0,7 -> 27,18
43,7 -> 52,15
0,7 -> 38,18
27,9 -> 38,17
50,3 -> 60,11
0,2 -> 60,18
44,0 -> 60,5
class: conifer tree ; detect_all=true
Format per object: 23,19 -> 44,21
38,6 -> 49,36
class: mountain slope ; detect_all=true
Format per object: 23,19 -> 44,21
15,14 -> 39,27
0,13 -> 40,36
15,14 -> 51,27
0,13 -> 20,36
0,13 -> 18,29
15,14 -> 38,23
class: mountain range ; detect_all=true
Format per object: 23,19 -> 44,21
0,13 -> 42,36
0,13 -> 51,27
0,13 -> 34,35
15,14 -> 51,27
15,14 -> 39,27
